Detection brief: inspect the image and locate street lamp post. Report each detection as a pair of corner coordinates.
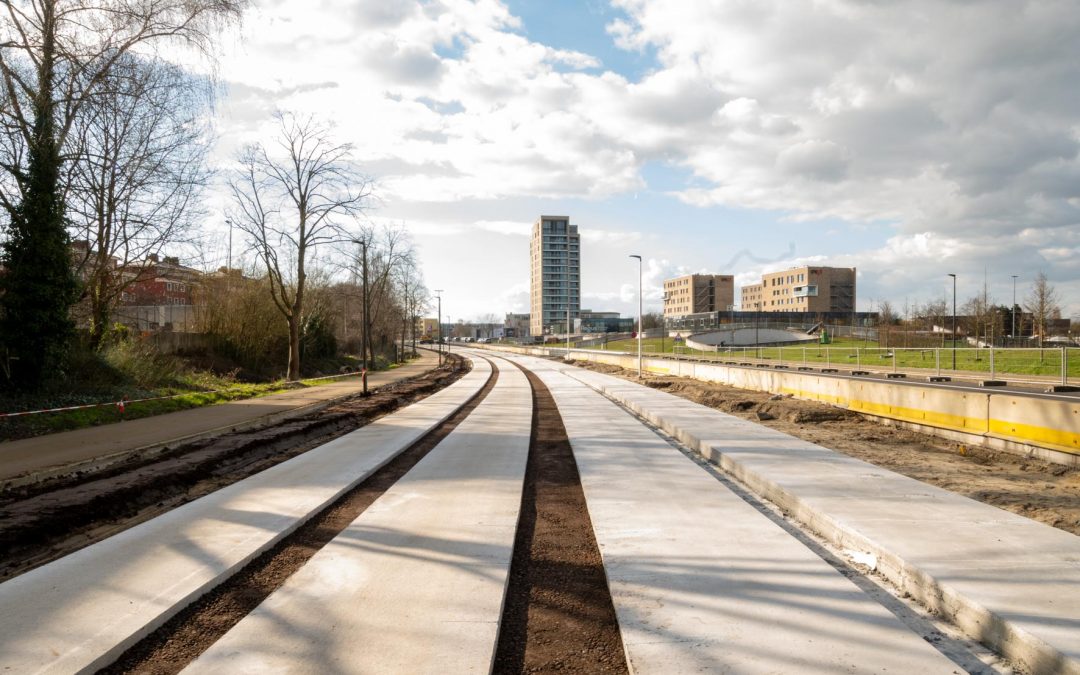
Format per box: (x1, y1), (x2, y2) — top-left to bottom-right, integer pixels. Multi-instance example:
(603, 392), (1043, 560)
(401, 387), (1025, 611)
(225, 218), (233, 271)
(434, 289), (443, 366)
(353, 239), (370, 395)
(566, 281), (571, 358)
(630, 254), (643, 378)
(1011, 274), (1018, 340)
(948, 273), (957, 371)
(755, 300), (761, 358)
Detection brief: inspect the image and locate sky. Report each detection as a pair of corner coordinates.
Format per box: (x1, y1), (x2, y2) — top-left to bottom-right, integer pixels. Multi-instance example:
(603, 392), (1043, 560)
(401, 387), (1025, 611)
(198, 0), (1080, 324)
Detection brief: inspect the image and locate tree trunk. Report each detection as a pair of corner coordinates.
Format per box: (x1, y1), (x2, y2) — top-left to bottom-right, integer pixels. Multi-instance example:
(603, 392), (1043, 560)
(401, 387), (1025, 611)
(88, 281), (112, 351)
(0, 5), (78, 389)
(287, 315), (301, 380)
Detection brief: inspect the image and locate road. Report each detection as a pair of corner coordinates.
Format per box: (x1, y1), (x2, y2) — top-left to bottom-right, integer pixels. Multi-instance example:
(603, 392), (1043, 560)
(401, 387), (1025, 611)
(0, 347), (1076, 674)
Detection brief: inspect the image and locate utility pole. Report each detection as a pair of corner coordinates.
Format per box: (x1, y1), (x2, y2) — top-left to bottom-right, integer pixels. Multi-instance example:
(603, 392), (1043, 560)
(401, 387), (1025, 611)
(434, 290), (443, 366)
(353, 239), (370, 395)
(566, 279), (571, 358)
(1011, 274), (1018, 340)
(630, 254), (643, 378)
(948, 273), (957, 371)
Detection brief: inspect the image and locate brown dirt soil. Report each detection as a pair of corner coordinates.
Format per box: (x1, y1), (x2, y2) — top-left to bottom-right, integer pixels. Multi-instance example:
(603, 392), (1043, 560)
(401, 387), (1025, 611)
(0, 355), (470, 581)
(101, 358), (498, 674)
(576, 361), (1080, 536)
(493, 365), (628, 674)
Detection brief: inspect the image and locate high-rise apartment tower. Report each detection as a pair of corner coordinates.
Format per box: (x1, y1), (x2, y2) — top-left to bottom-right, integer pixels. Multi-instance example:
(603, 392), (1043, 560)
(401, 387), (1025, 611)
(530, 216), (580, 336)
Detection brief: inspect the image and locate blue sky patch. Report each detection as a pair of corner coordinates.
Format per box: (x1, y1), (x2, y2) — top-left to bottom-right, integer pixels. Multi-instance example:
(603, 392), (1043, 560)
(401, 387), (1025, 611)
(505, 0), (659, 81)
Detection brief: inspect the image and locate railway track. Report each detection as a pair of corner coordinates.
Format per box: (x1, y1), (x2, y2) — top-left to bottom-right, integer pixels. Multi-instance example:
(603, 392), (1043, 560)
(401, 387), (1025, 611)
(5, 349), (1071, 673)
(0, 354), (469, 582)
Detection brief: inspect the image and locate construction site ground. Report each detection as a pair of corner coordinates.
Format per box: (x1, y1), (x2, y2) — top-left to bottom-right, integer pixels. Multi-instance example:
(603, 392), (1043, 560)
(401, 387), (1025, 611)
(574, 360), (1080, 537)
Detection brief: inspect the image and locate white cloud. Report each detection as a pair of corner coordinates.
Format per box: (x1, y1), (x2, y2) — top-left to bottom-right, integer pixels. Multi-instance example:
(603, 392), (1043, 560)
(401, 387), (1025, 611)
(206, 0), (1080, 319)
(473, 220), (531, 236)
(609, 0), (1080, 238)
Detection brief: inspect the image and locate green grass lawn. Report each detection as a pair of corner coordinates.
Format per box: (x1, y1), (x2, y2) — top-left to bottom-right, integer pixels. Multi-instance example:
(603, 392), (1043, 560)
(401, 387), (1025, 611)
(580, 336), (1079, 378)
(0, 353), (422, 442)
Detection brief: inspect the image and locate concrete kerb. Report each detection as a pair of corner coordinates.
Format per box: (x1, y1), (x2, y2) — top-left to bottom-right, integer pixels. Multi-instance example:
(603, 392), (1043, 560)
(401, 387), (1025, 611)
(185, 352), (530, 674)
(571, 373), (1079, 675)
(575, 348), (1080, 466)
(0, 355), (490, 675)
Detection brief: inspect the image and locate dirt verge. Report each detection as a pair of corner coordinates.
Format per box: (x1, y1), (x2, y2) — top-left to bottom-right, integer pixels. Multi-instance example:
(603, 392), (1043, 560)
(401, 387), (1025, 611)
(493, 365), (628, 674)
(0, 355), (469, 581)
(100, 357), (498, 674)
(576, 361), (1080, 536)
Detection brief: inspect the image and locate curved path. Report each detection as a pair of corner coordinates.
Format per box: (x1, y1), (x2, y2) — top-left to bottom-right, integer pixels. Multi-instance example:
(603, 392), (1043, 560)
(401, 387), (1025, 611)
(0, 351), (439, 483)
(2, 348), (1076, 673)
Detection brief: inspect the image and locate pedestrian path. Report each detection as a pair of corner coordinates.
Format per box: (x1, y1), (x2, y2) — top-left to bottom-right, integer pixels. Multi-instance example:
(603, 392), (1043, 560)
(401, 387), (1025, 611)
(503, 354), (961, 674)
(187, 354), (532, 673)
(558, 360), (1080, 675)
(0, 351), (440, 483)
(0, 355), (488, 675)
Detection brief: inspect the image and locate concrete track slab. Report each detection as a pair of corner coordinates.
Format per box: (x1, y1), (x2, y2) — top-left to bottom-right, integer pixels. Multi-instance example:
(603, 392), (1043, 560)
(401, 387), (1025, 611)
(558, 362), (1080, 675)
(0, 351), (440, 483)
(0, 357), (489, 675)
(502, 355), (959, 674)
(186, 353), (532, 674)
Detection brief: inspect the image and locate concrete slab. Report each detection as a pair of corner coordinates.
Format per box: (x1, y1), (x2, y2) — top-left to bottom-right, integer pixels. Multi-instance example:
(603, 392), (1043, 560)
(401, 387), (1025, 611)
(502, 355), (960, 675)
(0, 357), (491, 675)
(558, 363), (1080, 675)
(185, 354), (532, 674)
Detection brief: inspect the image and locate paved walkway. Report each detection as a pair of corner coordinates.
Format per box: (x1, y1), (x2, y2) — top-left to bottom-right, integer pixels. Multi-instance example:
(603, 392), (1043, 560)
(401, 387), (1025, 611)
(554, 358), (1080, 675)
(187, 354), (532, 673)
(0, 355), (487, 675)
(502, 354), (961, 674)
(0, 351), (440, 483)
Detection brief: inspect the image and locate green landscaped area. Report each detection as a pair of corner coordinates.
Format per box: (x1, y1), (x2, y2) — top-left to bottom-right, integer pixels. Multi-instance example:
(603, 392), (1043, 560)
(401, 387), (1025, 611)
(0, 352), (418, 442)
(580, 337), (1080, 379)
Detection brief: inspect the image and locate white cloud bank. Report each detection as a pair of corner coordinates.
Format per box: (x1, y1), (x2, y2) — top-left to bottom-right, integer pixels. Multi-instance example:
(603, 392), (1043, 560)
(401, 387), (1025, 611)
(210, 0), (1080, 318)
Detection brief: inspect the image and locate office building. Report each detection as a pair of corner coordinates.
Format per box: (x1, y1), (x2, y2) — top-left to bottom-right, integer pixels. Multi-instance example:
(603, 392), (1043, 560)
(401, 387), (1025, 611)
(740, 283), (764, 311)
(530, 215), (580, 336)
(663, 274), (735, 318)
(742, 266), (856, 313)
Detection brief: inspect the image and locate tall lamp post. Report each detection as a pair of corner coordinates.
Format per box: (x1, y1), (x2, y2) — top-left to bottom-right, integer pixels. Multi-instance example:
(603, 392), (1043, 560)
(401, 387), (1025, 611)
(948, 273), (957, 370)
(1011, 274), (1018, 340)
(630, 254), (643, 378)
(566, 279), (571, 358)
(225, 218), (233, 271)
(434, 289), (443, 366)
(352, 239), (370, 395)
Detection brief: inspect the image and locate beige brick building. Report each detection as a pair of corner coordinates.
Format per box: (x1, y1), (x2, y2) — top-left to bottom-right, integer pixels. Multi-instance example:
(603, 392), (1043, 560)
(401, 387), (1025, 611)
(530, 216), (580, 336)
(740, 282), (764, 311)
(742, 266), (856, 313)
(663, 274), (734, 317)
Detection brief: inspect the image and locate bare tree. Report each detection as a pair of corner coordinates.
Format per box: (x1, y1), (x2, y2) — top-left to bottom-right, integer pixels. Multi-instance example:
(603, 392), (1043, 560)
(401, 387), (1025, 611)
(877, 300), (895, 348)
(68, 54), (211, 348)
(355, 223), (416, 366)
(394, 258), (426, 360)
(962, 289), (995, 348)
(0, 0), (243, 388)
(1024, 271), (1061, 347)
(229, 112), (372, 380)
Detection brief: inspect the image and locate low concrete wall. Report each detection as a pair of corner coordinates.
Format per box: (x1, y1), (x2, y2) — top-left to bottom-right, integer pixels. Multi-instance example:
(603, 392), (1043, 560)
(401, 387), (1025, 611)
(687, 328), (816, 349)
(475, 344), (1080, 465)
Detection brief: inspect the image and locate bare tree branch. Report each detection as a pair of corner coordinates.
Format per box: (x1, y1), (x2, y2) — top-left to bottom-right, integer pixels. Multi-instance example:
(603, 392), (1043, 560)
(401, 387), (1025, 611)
(228, 111), (373, 379)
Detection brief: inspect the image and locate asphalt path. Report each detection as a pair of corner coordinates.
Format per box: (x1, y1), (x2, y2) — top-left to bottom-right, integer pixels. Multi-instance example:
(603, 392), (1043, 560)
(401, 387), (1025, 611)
(0, 351), (440, 482)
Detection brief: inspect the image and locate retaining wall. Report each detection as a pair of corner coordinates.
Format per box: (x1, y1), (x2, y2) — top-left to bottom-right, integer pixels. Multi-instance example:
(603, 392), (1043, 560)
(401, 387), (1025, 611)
(477, 345), (1080, 465)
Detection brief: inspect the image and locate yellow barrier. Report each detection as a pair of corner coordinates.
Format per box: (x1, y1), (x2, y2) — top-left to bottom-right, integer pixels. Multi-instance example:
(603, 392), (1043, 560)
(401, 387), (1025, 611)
(556, 349), (1079, 464)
